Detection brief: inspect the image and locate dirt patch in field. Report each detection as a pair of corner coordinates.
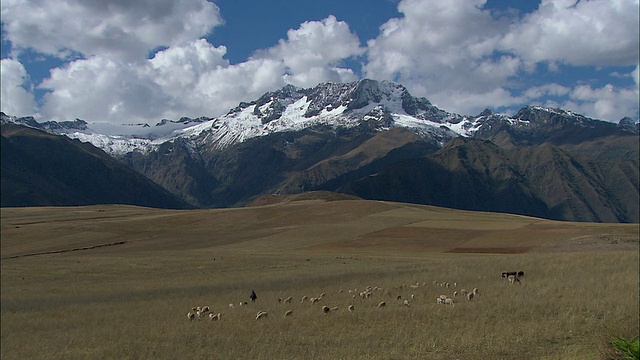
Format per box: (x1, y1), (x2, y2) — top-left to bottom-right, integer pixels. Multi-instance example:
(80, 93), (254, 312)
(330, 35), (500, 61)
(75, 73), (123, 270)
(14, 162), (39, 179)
(446, 247), (531, 254)
(307, 227), (474, 251)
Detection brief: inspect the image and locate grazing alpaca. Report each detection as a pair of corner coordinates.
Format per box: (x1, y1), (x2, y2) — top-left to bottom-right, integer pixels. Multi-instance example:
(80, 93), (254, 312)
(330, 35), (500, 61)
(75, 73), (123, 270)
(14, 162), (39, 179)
(256, 311), (268, 320)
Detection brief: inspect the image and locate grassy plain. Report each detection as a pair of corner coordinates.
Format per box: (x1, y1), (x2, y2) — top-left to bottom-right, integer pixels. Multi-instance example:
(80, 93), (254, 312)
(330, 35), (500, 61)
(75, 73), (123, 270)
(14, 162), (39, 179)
(1, 199), (638, 359)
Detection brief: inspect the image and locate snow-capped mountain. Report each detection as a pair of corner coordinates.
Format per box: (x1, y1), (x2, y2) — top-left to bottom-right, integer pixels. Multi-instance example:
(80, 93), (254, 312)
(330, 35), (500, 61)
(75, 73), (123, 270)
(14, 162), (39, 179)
(2, 79), (636, 156)
(1, 112), (211, 154)
(2, 79), (638, 222)
(0, 80), (495, 154)
(177, 79), (471, 152)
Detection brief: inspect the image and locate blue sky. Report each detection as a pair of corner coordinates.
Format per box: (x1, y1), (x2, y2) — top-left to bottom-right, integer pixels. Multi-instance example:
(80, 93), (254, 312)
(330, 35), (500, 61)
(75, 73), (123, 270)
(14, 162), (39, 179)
(1, 0), (638, 125)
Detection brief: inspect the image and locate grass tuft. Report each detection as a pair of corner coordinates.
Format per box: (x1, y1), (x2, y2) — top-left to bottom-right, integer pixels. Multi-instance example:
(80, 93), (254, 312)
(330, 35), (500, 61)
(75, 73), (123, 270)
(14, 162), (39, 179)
(605, 336), (640, 360)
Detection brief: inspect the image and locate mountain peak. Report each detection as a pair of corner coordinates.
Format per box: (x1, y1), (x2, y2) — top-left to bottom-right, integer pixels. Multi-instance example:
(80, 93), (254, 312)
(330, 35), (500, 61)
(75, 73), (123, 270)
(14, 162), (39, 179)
(514, 105), (590, 126)
(618, 116), (638, 132)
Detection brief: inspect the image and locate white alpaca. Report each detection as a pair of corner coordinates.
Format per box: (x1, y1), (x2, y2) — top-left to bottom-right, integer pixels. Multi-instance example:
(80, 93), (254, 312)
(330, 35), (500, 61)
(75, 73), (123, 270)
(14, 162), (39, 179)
(256, 311), (268, 320)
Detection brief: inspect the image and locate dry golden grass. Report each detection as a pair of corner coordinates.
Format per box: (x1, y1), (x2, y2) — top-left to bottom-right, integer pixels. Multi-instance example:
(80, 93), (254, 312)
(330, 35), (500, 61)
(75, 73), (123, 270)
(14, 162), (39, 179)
(1, 200), (638, 359)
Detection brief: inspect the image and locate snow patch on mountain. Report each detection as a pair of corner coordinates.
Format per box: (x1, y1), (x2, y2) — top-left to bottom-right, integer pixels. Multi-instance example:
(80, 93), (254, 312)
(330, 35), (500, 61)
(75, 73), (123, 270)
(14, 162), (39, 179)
(70, 132), (155, 154)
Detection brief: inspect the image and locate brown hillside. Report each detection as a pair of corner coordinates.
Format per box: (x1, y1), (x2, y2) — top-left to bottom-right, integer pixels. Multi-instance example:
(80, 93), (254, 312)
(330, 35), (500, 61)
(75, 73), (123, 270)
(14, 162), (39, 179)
(2, 200), (637, 259)
(246, 191), (361, 206)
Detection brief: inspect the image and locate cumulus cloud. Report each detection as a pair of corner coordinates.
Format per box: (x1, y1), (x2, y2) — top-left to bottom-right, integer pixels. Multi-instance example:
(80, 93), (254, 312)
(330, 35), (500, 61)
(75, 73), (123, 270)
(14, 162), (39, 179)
(500, 0), (639, 66)
(147, 39), (232, 117)
(39, 56), (171, 123)
(562, 83), (640, 122)
(1, 0), (637, 124)
(263, 15), (364, 87)
(522, 83), (572, 100)
(195, 58), (287, 112)
(1, 0), (222, 61)
(36, 42), (282, 123)
(0, 58), (37, 117)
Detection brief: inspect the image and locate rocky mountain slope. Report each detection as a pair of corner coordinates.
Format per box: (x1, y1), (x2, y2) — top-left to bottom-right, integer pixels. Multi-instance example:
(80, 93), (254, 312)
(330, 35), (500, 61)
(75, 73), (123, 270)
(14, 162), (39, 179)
(1, 124), (190, 208)
(338, 137), (638, 223)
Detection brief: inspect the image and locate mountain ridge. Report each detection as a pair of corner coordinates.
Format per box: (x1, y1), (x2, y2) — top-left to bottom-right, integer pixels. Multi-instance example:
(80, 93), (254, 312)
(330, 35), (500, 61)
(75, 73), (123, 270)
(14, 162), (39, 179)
(1, 124), (191, 209)
(2, 79), (637, 156)
(1, 79), (638, 222)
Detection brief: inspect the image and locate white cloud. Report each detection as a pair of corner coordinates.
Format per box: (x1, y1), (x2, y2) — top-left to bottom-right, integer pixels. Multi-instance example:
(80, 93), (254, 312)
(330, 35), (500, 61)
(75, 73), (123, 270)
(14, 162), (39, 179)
(265, 15), (364, 88)
(2, 0), (637, 124)
(35, 42), (277, 123)
(0, 58), (37, 117)
(193, 57), (287, 117)
(1, 0), (222, 61)
(150, 39), (230, 94)
(522, 83), (572, 101)
(561, 83), (639, 122)
(556, 65), (640, 122)
(427, 87), (524, 116)
(500, 0), (640, 66)
(38, 57), (171, 123)
(284, 67), (359, 89)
